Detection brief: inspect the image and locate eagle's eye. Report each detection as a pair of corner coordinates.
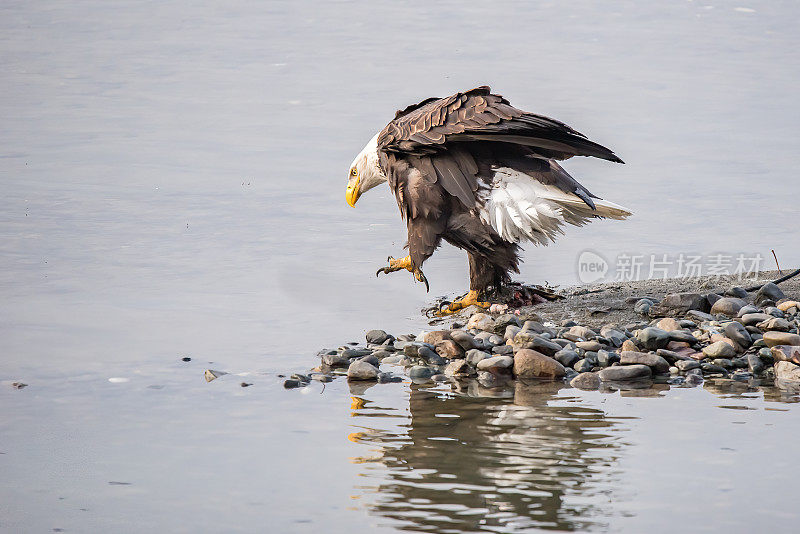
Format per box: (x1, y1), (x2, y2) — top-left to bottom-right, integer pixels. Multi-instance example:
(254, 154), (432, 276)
(351, 168), (358, 177)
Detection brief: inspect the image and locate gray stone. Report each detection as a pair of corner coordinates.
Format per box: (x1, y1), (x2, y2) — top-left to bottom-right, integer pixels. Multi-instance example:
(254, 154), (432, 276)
(684, 372), (704, 386)
(342, 348), (371, 358)
(597, 350), (619, 367)
(634, 299), (652, 316)
(466, 349), (491, 366)
(737, 305), (760, 317)
(450, 330), (479, 350)
(322, 352), (351, 367)
(702, 341), (736, 358)
(712, 358), (734, 369)
(652, 293), (708, 316)
(740, 313), (772, 326)
(435, 340), (464, 359)
(755, 282), (786, 306)
(747, 353), (765, 374)
(774, 361), (800, 381)
(358, 354), (380, 367)
(476, 355), (514, 371)
(554, 349), (580, 368)
(567, 325), (597, 340)
(757, 317), (792, 332)
(723, 321), (752, 349)
(467, 313), (495, 332)
(408, 365), (435, 379)
(676, 360), (700, 371)
(513, 332), (562, 356)
(418, 346), (446, 365)
(770, 345), (800, 363)
(570, 372), (601, 390)
(701, 363), (728, 375)
(366, 329), (389, 345)
(725, 287), (749, 298)
(371, 350), (392, 359)
(668, 330), (698, 344)
(765, 306), (785, 318)
(619, 351), (670, 373)
(504, 325), (521, 341)
(347, 360), (380, 381)
(598, 364), (652, 381)
(575, 340), (604, 352)
(687, 310), (715, 322)
(573, 358), (594, 373)
(492, 344), (514, 355)
(636, 327), (671, 350)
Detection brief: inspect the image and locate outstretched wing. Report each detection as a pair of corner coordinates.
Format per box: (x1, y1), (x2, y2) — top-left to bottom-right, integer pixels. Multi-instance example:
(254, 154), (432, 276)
(377, 86), (623, 209)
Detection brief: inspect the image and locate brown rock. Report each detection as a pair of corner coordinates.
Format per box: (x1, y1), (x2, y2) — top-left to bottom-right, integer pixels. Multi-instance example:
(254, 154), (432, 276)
(666, 340), (691, 351)
(421, 330), (452, 346)
(513, 349), (566, 379)
(435, 339), (464, 359)
(655, 318), (681, 332)
(710, 297), (747, 317)
(763, 332), (800, 348)
(570, 372), (601, 390)
(467, 312), (495, 332)
(777, 300), (799, 312)
(619, 351), (671, 373)
(774, 361), (800, 381)
(621, 339), (640, 352)
(770, 345), (800, 364)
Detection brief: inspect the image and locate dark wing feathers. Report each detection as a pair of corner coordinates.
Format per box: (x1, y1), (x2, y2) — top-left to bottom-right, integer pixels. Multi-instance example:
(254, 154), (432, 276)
(379, 86), (622, 212)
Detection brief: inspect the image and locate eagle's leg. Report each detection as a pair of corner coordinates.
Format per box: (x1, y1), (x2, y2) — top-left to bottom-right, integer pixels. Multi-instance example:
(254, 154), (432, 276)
(436, 252), (507, 315)
(376, 255), (429, 291)
(437, 290), (490, 315)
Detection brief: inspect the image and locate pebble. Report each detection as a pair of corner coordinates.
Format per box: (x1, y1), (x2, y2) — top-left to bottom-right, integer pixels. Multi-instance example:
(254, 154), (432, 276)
(597, 350), (619, 367)
(620, 351), (670, 374)
(418, 346), (446, 365)
(366, 329), (389, 345)
(747, 353), (765, 374)
(574, 358), (594, 373)
(283, 379), (305, 389)
(598, 364), (652, 381)
(450, 330), (479, 350)
(684, 372), (704, 386)
(702, 340), (737, 358)
(755, 282), (785, 306)
(555, 349), (580, 368)
(408, 365), (435, 380)
(740, 313), (772, 326)
(476, 355), (514, 372)
(774, 361), (800, 381)
(575, 340), (604, 352)
(347, 360), (380, 381)
(513, 349), (566, 379)
(634, 299), (652, 316)
(322, 352), (351, 367)
(777, 300), (800, 312)
(444, 359), (470, 377)
(757, 317), (791, 332)
(762, 332), (800, 348)
(467, 313), (495, 331)
(709, 297), (747, 317)
(676, 360), (700, 371)
(466, 349), (491, 366)
(492, 344), (514, 355)
(723, 321), (752, 349)
(636, 327), (671, 350)
(570, 372), (601, 390)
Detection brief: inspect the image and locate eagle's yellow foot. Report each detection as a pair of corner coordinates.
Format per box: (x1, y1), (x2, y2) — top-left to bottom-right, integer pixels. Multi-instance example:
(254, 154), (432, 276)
(437, 290), (490, 316)
(376, 255), (429, 292)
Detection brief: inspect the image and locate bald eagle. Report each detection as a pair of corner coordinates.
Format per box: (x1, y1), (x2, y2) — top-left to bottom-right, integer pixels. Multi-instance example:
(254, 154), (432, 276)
(346, 86), (630, 313)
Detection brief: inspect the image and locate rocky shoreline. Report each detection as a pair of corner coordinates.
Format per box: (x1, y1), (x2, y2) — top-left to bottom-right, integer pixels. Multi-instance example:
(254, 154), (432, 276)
(284, 271), (800, 396)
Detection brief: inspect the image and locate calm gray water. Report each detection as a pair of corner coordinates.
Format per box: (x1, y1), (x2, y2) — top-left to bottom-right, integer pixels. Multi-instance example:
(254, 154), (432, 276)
(1, 1), (799, 532)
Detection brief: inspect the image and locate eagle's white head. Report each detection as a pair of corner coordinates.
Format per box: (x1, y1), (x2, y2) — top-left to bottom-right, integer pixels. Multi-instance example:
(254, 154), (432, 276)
(346, 133), (387, 207)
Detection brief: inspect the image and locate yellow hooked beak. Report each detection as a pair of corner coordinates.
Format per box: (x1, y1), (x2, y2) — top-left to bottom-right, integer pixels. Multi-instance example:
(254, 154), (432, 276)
(346, 175), (361, 207)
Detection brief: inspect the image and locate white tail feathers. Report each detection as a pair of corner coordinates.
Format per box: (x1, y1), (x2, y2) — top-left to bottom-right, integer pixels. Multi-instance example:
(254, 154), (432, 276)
(477, 167), (632, 245)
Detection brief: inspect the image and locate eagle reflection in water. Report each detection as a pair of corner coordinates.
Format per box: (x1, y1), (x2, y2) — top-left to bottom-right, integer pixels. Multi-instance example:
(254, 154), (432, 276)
(346, 380), (629, 532)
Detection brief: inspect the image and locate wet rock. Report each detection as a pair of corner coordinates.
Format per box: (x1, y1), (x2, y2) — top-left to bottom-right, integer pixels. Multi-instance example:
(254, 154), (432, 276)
(712, 358), (734, 369)
(418, 346), (446, 365)
(724, 321), (752, 349)
(598, 364), (652, 381)
(283, 379), (304, 389)
(652, 293), (707, 316)
(381, 355), (405, 365)
(476, 355), (514, 372)
(636, 327), (671, 350)
(762, 332), (800, 348)
(347, 360), (380, 381)
(740, 313), (772, 326)
(435, 339), (464, 359)
(513, 331), (562, 356)
(450, 330), (479, 351)
(444, 359), (470, 377)
(467, 313), (495, 332)
(11, 382), (27, 389)
(702, 341), (737, 358)
(408, 365), (435, 380)
(676, 360), (700, 372)
(181, 357), (191, 362)
(321, 351), (350, 367)
(701, 363), (728, 375)
(684, 371), (704, 386)
(342, 348), (372, 358)
(366, 329), (389, 345)
(554, 349), (580, 368)
(755, 282), (785, 306)
(513, 349), (566, 379)
(378, 372), (403, 383)
(710, 297), (747, 317)
(597, 350), (619, 367)
(570, 372), (601, 390)
(358, 354), (380, 367)
(747, 353), (765, 374)
(574, 358), (594, 373)
(620, 351), (670, 374)
(774, 361), (800, 381)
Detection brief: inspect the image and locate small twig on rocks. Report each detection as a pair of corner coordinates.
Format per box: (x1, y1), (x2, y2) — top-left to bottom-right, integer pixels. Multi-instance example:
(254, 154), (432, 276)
(772, 249), (782, 275)
(745, 267), (800, 292)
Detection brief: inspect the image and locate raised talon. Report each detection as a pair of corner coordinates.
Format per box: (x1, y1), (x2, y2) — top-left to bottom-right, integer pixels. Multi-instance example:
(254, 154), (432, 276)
(413, 268), (429, 292)
(435, 290), (491, 316)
